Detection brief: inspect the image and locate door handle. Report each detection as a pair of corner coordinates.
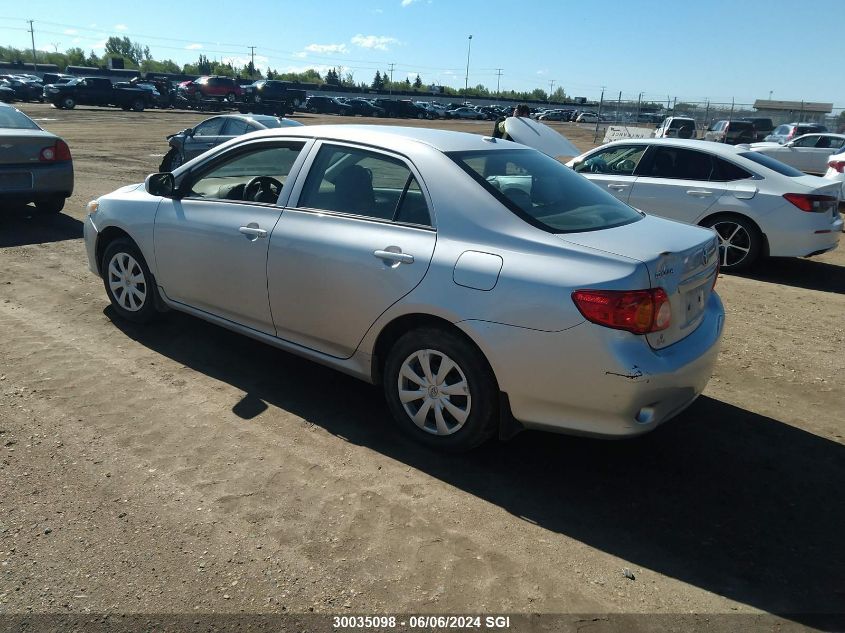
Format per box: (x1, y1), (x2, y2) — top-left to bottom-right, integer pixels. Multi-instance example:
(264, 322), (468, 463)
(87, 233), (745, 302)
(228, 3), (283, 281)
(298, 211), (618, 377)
(686, 189), (713, 197)
(239, 224), (267, 239)
(607, 184), (628, 190)
(374, 249), (414, 264)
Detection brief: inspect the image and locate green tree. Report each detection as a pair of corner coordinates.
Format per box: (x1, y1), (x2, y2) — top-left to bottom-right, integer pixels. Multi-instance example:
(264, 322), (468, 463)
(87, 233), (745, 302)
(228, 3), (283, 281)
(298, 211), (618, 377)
(413, 74), (422, 90)
(371, 70), (383, 90)
(104, 36), (145, 66)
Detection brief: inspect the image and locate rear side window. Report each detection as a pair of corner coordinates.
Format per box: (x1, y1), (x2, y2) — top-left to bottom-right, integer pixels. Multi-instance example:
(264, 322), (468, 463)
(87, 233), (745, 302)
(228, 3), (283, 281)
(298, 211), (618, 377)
(298, 144), (432, 226)
(222, 118), (251, 136)
(641, 147), (713, 180)
(711, 157), (752, 182)
(449, 148), (642, 234)
(739, 152), (805, 177)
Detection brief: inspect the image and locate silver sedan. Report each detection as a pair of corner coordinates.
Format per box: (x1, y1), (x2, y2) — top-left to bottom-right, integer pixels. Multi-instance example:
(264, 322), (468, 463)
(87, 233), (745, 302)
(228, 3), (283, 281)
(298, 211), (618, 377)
(84, 125), (724, 451)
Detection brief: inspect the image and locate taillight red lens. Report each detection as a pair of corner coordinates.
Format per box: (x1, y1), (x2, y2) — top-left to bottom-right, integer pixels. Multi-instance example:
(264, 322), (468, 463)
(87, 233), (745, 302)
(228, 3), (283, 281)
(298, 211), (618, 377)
(783, 193), (838, 213)
(572, 288), (671, 335)
(39, 139), (71, 162)
(828, 160), (845, 174)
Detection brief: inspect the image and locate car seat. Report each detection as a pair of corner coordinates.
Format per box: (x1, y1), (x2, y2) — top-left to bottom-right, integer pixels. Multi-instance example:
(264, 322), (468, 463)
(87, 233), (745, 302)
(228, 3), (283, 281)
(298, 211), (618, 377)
(334, 165), (375, 214)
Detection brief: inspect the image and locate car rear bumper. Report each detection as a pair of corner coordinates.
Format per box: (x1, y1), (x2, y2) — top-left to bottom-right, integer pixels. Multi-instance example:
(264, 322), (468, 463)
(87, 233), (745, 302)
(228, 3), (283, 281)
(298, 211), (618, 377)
(762, 204), (843, 256)
(0, 161), (73, 200)
(459, 292), (724, 438)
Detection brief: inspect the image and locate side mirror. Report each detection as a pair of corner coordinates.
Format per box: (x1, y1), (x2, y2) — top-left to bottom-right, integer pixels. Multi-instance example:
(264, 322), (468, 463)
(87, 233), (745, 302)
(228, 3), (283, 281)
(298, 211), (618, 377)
(145, 172), (175, 197)
(184, 127), (194, 137)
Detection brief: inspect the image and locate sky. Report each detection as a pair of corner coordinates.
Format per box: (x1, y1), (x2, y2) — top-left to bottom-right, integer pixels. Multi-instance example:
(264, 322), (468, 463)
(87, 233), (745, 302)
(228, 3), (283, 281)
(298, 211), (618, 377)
(1, 0), (843, 108)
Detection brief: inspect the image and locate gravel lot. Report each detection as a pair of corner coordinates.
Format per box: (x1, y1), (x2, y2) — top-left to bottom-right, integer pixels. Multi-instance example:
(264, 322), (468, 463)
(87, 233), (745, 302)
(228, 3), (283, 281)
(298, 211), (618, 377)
(0, 103), (843, 629)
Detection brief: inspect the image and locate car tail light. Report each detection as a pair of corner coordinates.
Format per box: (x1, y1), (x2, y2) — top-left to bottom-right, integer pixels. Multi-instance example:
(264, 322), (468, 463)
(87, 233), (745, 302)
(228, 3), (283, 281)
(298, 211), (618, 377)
(572, 288), (671, 335)
(828, 160), (845, 173)
(39, 139), (71, 162)
(783, 193), (838, 213)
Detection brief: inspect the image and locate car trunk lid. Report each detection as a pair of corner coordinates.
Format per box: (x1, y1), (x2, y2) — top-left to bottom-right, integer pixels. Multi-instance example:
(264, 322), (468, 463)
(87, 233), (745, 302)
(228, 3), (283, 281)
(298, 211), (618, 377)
(559, 215), (719, 349)
(0, 130), (58, 166)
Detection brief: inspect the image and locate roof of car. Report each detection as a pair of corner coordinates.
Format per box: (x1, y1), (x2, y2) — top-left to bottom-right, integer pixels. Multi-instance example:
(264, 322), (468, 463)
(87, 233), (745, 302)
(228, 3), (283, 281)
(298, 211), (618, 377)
(244, 124), (523, 153)
(599, 137), (747, 156)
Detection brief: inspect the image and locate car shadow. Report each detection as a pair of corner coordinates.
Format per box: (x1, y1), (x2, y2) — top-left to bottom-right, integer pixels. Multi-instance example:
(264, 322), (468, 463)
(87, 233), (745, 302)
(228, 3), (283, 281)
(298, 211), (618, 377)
(736, 256), (845, 295)
(0, 204), (82, 248)
(107, 308), (845, 626)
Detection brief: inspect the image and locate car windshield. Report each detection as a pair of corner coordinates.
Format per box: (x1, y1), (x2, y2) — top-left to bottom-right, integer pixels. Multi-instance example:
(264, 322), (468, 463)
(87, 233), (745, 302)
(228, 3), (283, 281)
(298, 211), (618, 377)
(739, 152), (805, 177)
(0, 107), (41, 130)
(449, 149), (643, 234)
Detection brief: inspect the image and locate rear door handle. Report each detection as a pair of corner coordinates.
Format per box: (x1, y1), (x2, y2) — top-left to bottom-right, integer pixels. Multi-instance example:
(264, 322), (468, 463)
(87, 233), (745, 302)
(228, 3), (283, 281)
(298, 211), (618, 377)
(607, 184), (628, 190)
(374, 249), (414, 264)
(239, 223), (268, 239)
(686, 189), (713, 197)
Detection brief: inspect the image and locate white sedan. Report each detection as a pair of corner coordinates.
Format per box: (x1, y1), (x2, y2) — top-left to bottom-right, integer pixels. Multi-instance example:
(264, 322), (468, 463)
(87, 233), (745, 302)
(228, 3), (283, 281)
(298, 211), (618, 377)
(747, 133), (845, 176)
(823, 149), (845, 199)
(566, 139), (842, 270)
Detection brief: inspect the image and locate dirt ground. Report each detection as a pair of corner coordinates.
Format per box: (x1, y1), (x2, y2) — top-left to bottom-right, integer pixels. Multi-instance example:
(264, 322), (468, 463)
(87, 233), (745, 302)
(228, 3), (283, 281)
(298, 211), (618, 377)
(0, 104), (843, 629)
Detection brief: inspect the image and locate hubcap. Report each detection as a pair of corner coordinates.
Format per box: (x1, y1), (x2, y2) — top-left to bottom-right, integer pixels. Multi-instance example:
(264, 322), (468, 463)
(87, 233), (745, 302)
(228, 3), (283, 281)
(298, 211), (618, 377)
(108, 252), (147, 312)
(398, 349), (471, 436)
(712, 221), (751, 268)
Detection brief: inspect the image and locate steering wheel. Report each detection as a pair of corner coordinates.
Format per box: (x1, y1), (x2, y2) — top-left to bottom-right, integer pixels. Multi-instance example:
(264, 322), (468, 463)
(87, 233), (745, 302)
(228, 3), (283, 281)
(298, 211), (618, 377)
(243, 176), (283, 203)
(589, 161), (606, 173)
(616, 159), (636, 173)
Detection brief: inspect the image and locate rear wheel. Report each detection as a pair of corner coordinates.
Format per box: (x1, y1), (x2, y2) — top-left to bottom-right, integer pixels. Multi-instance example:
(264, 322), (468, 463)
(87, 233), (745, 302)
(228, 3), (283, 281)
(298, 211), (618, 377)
(130, 98), (145, 112)
(703, 214), (762, 271)
(61, 96), (75, 110)
(225, 92), (236, 103)
(101, 238), (160, 324)
(384, 327), (498, 452)
(35, 195), (65, 214)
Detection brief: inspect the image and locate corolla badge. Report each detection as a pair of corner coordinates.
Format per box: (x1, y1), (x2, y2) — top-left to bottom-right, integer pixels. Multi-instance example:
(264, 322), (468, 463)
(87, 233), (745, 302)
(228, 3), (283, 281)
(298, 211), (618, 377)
(654, 265), (674, 279)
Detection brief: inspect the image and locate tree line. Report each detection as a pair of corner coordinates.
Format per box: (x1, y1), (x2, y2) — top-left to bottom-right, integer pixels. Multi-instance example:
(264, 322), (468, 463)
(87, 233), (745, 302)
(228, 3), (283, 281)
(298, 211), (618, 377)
(1, 36), (571, 102)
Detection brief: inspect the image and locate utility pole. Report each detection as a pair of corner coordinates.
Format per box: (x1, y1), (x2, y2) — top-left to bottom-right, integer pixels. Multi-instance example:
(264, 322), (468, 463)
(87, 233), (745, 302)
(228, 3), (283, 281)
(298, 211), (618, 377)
(548, 80), (556, 102)
(594, 86), (605, 143)
(636, 92), (642, 122)
(495, 68), (503, 101)
(27, 20), (37, 72)
(388, 62), (395, 95)
(464, 35), (472, 93)
(248, 46), (256, 78)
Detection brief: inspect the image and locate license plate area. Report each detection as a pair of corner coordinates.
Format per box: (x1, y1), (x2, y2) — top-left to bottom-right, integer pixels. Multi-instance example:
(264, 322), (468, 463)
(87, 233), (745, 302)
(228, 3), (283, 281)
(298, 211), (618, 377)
(682, 282), (709, 328)
(0, 172), (33, 191)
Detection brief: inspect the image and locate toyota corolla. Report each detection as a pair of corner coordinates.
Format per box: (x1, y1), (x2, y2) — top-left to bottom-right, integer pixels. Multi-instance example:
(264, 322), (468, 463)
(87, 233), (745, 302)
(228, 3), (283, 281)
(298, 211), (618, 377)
(84, 125), (724, 451)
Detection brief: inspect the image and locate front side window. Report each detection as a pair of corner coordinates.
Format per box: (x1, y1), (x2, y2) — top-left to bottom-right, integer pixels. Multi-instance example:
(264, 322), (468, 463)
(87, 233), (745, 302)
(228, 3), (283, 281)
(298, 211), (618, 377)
(184, 143), (305, 203)
(449, 148), (642, 234)
(573, 145), (647, 176)
(194, 117), (226, 137)
(298, 145), (431, 226)
(792, 135), (819, 147)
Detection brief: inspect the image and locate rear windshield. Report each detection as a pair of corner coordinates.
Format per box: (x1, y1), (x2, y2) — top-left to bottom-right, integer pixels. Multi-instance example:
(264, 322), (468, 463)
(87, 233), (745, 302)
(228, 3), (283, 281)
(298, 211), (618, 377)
(739, 152), (805, 177)
(0, 107), (40, 130)
(669, 119), (695, 128)
(728, 121), (754, 129)
(448, 149), (642, 234)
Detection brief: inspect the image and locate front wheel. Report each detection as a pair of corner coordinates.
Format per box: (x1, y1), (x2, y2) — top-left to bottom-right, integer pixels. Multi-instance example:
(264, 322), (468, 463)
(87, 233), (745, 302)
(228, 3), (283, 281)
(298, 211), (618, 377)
(131, 98), (145, 112)
(61, 96), (75, 109)
(702, 215), (762, 272)
(225, 92), (236, 103)
(101, 239), (160, 324)
(383, 328), (498, 452)
(159, 147), (183, 172)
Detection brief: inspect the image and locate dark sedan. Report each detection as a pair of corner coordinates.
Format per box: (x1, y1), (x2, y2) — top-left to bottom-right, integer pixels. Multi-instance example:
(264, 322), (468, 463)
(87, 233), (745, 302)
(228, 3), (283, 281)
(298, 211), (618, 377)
(0, 76), (43, 101)
(344, 98), (386, 117)
(159, 114), (303, 171)
(0, 82), (15, 103)
(0, 102), (73, 213)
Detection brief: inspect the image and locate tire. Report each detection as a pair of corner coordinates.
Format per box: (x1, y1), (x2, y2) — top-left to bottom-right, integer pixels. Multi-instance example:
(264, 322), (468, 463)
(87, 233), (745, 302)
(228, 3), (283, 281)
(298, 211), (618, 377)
(225, 92), (236, 103)
(383, 327), (498, 452)
(702, 214), (762, 272)
(159, 147), (183, 172)
(101, 238), (160, 324)
(131, 98), (145, 112)
(121, 105), (130, 111)
(61, 96), (75, 110)
(34, 195), (65, 214)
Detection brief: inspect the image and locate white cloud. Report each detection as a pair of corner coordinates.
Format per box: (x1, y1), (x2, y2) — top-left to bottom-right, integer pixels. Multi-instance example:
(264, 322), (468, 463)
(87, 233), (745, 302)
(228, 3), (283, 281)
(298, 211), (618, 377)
(222, 54), (269, 68)
(401, 0), (419, 6)
(114, 24), (128, 32)
(282, 64), (333, 76)
(304, 43), (348, 54)
(64, 29), (78, 35)
(72, 38), (81, 44)
(351, 34), (399, 51)
(536, 69), (547, 75)
(185, 43), (203, 50)
(371, 8), (384, 13)
(293, 51), (307, 59)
